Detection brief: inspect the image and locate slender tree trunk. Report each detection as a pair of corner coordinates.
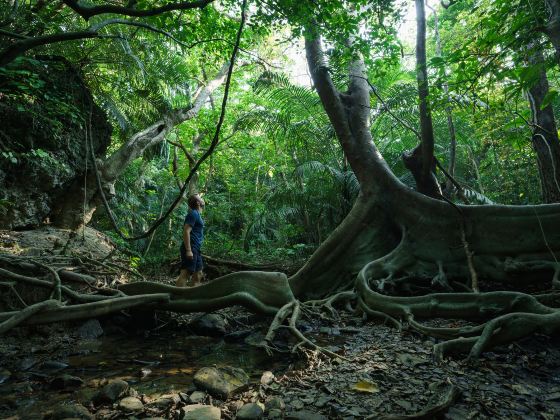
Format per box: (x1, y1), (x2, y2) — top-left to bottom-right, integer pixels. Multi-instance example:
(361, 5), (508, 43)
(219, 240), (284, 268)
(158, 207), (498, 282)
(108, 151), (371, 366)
(403, 0), (442, 198)
(527, 43), (560, 203)
(428, 3), (458, 196)
(545, 0), (560, 65)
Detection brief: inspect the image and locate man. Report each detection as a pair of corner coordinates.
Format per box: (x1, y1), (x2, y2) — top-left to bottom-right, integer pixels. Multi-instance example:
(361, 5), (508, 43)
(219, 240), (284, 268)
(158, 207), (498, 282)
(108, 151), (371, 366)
(176, 194), (205, 287)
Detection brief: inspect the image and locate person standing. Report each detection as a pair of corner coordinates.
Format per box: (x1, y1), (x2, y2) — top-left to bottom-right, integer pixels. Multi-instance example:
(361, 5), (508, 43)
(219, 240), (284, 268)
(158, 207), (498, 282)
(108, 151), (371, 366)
(176, 194), (205, 287)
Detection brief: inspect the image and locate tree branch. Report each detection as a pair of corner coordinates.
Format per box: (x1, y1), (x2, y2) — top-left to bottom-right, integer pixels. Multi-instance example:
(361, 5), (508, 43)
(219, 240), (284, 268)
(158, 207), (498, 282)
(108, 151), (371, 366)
(62, 0), (213, 21)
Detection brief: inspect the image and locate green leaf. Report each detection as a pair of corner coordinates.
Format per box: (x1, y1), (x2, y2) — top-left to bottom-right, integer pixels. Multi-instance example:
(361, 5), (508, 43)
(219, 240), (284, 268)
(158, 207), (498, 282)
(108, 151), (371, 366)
(541, 90), (558, 110)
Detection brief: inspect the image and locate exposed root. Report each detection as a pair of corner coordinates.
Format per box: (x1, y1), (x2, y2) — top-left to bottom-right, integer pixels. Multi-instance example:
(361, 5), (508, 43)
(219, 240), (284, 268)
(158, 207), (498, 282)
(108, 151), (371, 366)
(0, 299), (60, 334)
(119, 271), (295, 314)
(356, 241), (560, 360)
(0, 294), (170, 326)
(263, 300), (350, 361)
(304, 290), (357, 320)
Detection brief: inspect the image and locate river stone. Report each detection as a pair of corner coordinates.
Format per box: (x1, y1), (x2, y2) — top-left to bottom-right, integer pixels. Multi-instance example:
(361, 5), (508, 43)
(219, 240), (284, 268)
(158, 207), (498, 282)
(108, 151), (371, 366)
(193, 366), (249, 399)
(148, 394), (180, 408)
(181, 404), (221, 420)
(189, 314), (228, 337)
(286, 411), (327, 420)
(93, 379), (129, 404)
(50, 374), (84, 390)
(118, 396), (144, 412)
(189, 390), (206, 403)
(236, 402), (263, 419)
(76, 319), (103, 339)
(265, 396), (285, 411)
(51, 403), (92, 420)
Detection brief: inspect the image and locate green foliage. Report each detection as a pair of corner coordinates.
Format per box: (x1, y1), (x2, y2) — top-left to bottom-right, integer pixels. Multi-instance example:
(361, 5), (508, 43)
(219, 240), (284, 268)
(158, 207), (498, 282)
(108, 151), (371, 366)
(4, 0), (559, 266)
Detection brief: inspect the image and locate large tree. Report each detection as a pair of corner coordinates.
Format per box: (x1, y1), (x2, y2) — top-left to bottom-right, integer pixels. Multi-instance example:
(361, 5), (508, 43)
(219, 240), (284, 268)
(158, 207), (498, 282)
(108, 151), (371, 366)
(2, 0), (560, 363)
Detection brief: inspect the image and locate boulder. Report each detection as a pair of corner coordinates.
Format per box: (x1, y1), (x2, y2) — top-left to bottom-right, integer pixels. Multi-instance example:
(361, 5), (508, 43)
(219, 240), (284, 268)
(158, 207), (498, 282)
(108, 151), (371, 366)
(236, 403), (263, 419)
(181, 404), (221, 420)
(148, 394), (180, 409)
(194, 366), (249, 399)
(51, 403), (92, 420)
(118, 396), (144, 412)
(189, 390), (206, 404)
(0, 57), (112, 230)
(93, 379), (129, 404)
(189, 314), (228, 336)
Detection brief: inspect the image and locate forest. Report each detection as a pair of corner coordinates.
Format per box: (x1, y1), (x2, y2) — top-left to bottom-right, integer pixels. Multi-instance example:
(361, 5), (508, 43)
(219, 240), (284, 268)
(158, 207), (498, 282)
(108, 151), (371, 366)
(1, 0), (560, 418)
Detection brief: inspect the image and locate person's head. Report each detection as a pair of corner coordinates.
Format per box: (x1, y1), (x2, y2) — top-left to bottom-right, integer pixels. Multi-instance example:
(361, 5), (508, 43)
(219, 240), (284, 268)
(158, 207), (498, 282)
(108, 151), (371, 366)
(188, 194), (205, 211)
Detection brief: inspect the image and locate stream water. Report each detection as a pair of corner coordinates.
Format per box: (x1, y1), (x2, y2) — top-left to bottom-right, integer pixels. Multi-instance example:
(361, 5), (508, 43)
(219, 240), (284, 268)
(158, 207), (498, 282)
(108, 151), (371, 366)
(0, 329), (292, 418)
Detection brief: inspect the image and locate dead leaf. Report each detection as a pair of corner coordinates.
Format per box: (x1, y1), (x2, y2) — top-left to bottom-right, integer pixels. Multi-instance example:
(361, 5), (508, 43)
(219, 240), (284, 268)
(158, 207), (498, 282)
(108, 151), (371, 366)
(351, 380), (380, 393)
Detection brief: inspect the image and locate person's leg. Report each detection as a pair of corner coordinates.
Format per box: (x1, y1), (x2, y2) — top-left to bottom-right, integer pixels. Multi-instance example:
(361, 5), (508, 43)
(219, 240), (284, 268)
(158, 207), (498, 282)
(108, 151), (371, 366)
(191, 270), (203, 286)
(175, 269), (191, 287)
(177, 244), (194, 287)
(190, 250), (204, 286)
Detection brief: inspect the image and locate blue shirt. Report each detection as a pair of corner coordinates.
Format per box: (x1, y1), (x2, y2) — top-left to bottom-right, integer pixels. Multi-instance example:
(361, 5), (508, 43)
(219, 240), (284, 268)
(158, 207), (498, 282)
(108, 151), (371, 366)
(184, 209), (204, 250)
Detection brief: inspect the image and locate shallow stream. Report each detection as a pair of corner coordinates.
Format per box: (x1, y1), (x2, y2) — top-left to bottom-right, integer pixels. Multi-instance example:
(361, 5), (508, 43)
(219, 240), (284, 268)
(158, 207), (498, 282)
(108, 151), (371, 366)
(0, 329), (290, 418)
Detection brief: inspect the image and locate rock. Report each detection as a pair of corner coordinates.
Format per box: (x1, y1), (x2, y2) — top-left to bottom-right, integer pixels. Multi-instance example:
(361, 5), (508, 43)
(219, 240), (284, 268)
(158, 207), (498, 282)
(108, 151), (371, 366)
(148, 394), (180, 408)
(181, 404), (221, 420)
(193, 366), (249, 399)
(51, 403), (92, 420)
(76, 319), (103, 339)
(265, 397), (285, 411)
(260, 371), (275, 386)
(189, 390), (206, 403)
(0, 58), (112, 230)
(40, 360), (69, 371)
(189, 314), (228, 337)
(236, 403), (263, 419)
(268, 409), (283, 419)
(50, 374), (84, 390)
(118, 396), (144, 412)
(286, 410), (327, 420)
(93, 379), (129, 404)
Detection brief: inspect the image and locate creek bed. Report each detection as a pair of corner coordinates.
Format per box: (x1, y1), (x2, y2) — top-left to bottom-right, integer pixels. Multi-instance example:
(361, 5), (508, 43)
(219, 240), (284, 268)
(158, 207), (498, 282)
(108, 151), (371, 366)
(0, 326), (291, 418)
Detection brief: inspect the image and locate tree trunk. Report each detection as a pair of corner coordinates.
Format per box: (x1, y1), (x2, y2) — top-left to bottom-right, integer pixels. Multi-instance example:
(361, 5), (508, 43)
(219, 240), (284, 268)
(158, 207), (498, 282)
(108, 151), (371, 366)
(403, 0), (441, 198)
(527, 44), (560, 203)
(289, 26), (560, 299)
(428, 3), (458, 197)
(545, 0), (560, 65)
(51, 63), (230, 229)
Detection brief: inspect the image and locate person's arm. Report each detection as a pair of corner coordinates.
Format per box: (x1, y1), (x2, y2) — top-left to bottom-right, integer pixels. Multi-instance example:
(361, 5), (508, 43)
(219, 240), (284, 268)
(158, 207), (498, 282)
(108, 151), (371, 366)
(183, 224), (193, 260)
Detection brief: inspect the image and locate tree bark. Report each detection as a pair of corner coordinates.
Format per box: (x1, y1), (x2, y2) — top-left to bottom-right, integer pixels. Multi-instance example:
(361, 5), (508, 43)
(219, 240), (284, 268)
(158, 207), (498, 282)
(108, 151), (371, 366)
(527, 44), (560, 203)
(545, 0), (560, 65)
(403, 0), (442, 199)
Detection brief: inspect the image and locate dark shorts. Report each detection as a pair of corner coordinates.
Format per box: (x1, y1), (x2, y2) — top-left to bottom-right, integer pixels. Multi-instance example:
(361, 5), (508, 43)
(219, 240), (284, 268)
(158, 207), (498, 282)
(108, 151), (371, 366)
(180, 244), (203, 273)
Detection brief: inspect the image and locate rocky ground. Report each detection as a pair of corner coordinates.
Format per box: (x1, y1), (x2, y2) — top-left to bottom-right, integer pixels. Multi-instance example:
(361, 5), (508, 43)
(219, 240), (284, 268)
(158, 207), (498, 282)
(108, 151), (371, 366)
(1, 302), (560, 420)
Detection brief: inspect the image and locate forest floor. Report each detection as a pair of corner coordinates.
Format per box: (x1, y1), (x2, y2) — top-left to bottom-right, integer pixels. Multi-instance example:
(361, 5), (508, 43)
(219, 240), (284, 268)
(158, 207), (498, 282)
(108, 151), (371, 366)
(1, 229), (560, 419)
(1, 293), (560, 419)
